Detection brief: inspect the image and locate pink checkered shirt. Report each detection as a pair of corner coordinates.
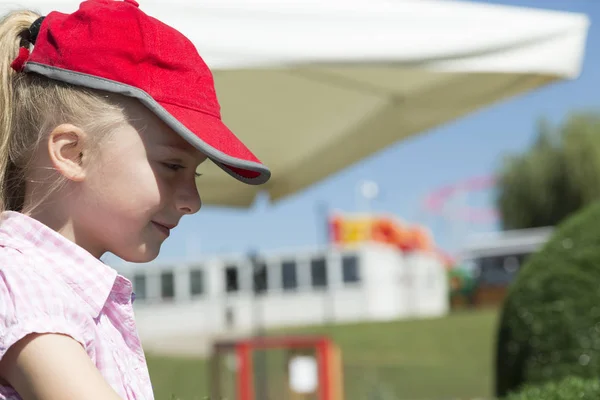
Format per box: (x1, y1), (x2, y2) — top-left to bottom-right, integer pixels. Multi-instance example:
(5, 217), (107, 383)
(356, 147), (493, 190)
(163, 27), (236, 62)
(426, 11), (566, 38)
(0, 211), (154, 399)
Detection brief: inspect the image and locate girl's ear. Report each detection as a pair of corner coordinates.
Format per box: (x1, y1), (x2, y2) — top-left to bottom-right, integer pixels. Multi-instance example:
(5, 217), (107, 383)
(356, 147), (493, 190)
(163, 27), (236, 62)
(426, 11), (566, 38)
(47, 124), (89, 182)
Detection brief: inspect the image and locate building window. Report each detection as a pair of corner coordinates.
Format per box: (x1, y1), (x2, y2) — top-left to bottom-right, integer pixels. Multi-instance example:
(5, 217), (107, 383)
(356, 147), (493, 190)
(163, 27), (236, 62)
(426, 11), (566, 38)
(517, 253), (530, 267)
(252, 260), (268, 295)
(504, 256), (520, 274)
(478, 255), (518, 286)
(281, 261), (298, 291)
(225, 266), (239, 293)
(133, 274), (146, 301)
(311, 257), (327, 289)
(190, 269), (204, 296)
(161, 271), (175, 299)
(342, 254), (360, 284)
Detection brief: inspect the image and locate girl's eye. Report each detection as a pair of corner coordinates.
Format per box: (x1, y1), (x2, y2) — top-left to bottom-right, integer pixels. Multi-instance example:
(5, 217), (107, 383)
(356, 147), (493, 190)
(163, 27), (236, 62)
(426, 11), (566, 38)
(163, 163), (202, 178)
(163, 163), (184, 171)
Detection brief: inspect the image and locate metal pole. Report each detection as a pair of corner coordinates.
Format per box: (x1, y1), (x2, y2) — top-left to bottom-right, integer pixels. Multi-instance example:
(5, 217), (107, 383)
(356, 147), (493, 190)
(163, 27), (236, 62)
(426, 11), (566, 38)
(358, 180), (379, 240)
(249, 250), (268, 399)
(315, 201), (331, 247)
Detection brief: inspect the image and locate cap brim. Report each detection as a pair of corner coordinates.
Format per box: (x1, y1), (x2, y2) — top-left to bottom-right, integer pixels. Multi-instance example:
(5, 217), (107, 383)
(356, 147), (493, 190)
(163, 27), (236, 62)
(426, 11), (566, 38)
(158, 102), (270, 185)
(24, 62), (271, 185)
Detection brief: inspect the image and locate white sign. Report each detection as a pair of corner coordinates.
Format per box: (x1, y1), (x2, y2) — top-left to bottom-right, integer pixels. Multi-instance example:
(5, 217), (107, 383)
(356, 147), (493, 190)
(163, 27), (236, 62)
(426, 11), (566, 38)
(288, 356), (318, 394)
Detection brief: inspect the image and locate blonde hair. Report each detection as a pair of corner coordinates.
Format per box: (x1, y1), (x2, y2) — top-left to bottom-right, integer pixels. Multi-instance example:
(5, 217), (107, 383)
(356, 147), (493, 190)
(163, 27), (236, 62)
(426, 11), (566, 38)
(0, 10), (127, 212)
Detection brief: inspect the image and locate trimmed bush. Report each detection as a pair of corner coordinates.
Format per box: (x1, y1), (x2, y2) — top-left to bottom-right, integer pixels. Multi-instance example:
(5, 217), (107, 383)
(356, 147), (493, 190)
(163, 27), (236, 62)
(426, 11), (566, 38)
(505, 376), (600, 400)
(495, 201), (600, 397)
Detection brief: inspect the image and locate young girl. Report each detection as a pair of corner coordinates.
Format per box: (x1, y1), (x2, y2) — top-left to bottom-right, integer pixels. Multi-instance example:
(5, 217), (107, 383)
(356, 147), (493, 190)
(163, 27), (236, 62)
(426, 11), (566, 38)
(0, 0), (270, 399)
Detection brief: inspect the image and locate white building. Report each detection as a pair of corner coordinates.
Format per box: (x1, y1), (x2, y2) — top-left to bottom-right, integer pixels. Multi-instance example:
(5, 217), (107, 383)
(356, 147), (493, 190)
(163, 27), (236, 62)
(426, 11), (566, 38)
(116, 243), (449, 355)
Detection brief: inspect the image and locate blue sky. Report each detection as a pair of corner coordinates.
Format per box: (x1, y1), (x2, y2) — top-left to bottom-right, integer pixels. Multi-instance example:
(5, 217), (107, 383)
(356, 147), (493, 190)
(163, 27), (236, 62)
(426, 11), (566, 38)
(108, 0), (600, 265)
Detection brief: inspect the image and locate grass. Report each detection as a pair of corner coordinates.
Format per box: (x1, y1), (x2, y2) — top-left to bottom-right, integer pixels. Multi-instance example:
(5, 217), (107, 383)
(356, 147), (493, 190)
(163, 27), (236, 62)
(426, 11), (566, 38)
(146, 355), (209, 400)
(146, 308), (499, 400)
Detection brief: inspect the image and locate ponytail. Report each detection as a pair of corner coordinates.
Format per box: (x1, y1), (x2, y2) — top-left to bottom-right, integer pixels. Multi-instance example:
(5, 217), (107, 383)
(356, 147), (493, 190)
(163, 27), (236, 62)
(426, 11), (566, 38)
(0, 10), (40, 211)
(0, 10), (127, 213)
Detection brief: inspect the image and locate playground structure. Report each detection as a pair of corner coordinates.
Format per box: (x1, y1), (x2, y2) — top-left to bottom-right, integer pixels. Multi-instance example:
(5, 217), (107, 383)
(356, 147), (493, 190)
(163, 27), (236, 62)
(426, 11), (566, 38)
(330, 176), (499, 268)
(328, 213), (434, 253)
(210, 335), (344, 400)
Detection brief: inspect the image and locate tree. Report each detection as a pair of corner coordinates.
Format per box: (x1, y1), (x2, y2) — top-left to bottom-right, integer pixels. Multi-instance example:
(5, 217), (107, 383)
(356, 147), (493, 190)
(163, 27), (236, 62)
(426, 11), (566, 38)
(496, 112), (600, 230)
(495, 200), (600, 397)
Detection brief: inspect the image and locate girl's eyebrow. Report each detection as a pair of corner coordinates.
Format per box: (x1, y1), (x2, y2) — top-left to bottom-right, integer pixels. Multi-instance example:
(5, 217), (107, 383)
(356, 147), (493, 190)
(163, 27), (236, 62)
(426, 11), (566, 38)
(157, 144), (208, 166)
(157, 143), (195, 156)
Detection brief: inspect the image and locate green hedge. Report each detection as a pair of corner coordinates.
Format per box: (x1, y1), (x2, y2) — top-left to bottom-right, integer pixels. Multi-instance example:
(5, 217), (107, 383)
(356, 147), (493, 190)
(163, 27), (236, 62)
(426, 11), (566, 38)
(505, 376), (600, 400)
(495, 201), (600, 397)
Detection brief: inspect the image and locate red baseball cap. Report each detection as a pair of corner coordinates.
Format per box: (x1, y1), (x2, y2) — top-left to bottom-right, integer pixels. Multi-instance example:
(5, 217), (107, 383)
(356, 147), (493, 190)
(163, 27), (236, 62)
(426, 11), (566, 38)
(12, 0), (270, 185)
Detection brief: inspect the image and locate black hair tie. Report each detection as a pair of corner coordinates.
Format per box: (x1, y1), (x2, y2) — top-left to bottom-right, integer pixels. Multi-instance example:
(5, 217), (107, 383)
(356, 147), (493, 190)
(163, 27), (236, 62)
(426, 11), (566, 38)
(12, 16), (44, 71)
(26, 16), (45, 45)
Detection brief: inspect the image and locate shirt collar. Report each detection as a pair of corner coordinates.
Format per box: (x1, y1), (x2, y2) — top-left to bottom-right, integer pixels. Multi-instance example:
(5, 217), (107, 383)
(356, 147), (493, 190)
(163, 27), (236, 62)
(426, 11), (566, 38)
(0, 211), (119, 317)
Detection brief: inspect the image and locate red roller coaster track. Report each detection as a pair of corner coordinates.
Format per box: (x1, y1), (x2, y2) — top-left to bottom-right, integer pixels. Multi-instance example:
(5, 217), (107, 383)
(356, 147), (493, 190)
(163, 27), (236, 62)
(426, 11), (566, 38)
(422, 176), (498, 223)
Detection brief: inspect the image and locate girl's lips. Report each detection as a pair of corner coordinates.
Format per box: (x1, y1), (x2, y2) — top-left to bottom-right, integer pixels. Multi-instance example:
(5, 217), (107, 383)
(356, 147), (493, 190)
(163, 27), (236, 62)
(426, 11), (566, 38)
(152, 221), (171, 237)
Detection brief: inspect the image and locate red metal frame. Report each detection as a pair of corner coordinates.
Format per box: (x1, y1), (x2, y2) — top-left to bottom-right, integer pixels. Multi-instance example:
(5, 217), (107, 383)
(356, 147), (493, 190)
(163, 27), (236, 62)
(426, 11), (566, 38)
(317, 339), (330, 400)
(237, 342), (254, 400)
(212, 335), (341, 400)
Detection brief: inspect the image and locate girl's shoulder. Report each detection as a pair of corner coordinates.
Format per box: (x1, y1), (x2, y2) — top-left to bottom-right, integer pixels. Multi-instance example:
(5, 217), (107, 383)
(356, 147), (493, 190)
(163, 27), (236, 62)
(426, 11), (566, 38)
(0, 245), (69, 310)
(0, 246), (96, 363)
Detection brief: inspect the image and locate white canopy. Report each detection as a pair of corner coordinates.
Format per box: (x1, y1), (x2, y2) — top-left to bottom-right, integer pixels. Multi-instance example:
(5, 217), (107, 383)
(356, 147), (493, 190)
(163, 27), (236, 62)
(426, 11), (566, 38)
(3, 0), (590, 206)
